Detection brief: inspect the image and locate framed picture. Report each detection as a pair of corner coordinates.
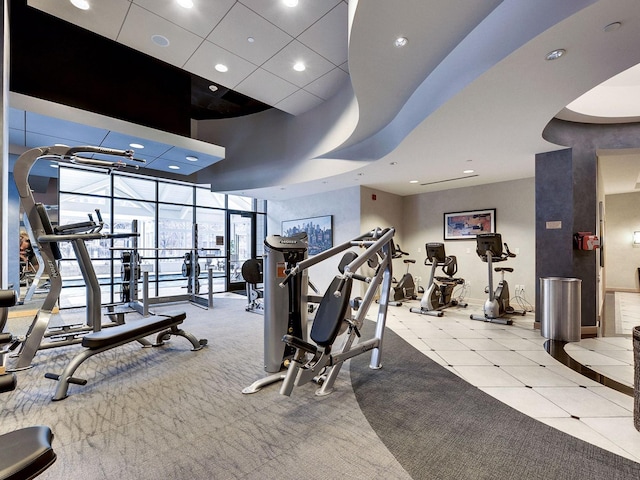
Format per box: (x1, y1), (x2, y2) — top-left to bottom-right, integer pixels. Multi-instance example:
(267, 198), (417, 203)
(444, 208), (496, 240)
(282, 215), (333, 255)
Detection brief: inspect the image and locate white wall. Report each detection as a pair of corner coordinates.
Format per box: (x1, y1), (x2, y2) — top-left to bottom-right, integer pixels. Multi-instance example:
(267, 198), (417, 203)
(401, 178), (536, 306)
(267, 186), (361, 292)
(603, 192), (640, 291)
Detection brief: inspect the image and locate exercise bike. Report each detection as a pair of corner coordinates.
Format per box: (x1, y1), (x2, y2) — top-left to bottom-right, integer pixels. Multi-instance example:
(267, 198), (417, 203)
(410, 242), (467, 317)
(390, 245), (420, 305)
(470, 233), (524, 325)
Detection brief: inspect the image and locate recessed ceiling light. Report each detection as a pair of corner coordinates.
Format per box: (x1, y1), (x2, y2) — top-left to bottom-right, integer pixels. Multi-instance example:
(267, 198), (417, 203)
(215, 63), (228, 73)
(283, 0), (298, 7)
(185, 155), (198, 162)
(151, 34), (170, 47)
(545, 48), (565, 61)
(70, 0), (90, 10)
(176, 0), (193, 8)
(409, 180), (419, 184)
(604, 21), (622, 32)
(293, 62), (306, 72)
(247, 37), (255, 43)
(129, 143), (144, 149)
(394, 37), (408, 48)
(390, 161), (398, 165)
(168, 165), (180, 170)
(208, 84), (218, 92)
(463, 169), (474, 174)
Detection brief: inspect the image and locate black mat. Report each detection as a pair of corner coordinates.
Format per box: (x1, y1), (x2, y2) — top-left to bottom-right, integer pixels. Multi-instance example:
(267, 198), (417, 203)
(350, 325), (640, 480)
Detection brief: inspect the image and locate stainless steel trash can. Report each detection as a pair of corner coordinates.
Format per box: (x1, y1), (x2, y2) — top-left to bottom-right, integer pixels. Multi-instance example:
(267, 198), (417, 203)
(539, 277), (581, 342)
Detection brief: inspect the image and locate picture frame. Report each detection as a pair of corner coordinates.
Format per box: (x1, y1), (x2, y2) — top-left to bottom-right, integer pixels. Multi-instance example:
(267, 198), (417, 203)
(282, 215), (333, 255)
(444, 208), (496, 240)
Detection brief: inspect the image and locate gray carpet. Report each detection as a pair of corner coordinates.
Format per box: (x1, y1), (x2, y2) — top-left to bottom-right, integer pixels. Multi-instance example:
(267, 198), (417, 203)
(2, 297), (411, 479)
(350, 324), (640, 480)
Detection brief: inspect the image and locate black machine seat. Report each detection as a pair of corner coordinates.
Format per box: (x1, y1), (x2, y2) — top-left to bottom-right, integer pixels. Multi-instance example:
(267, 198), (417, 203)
(241, 258), (263, 285)
(310, 276), (353, 348)
(81, 312), (186, 349)
(495, 267), (514, 273)
(0, 426), (56, 480)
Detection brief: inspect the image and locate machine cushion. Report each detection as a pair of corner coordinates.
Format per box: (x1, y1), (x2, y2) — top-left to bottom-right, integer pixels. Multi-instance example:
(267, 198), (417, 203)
(241, 259), (263, 285)
(310, 277), (352, 348)
(0, 426), (56, 480)
(81, 312), (186, 349)
(0, 374), (17, 394)
(0, 290), (16, 308)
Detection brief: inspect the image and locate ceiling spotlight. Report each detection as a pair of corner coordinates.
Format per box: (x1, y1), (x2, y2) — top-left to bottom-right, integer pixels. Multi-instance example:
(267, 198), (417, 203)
(394, 37), (408, 48)
(151, 34), (170, 47)
(129, 143), (144, 149)
(283, 0), (299, 7)
(247, 37), (255, 43)
(208, 84), (218, 92)
(604, 21), (622, 32)
(409, 180), (419, 184)
(215, 63), (228, 72)
(168, 165), (180, 170)
(390, 162), (398, 165)
(463, 169), (474, 174)
(176, 0), (194, 8)
(185, 155), (198, 162)
(70, 0), (90, 10)
(293, 62), (306, 72)
(545, 48), (565, 61)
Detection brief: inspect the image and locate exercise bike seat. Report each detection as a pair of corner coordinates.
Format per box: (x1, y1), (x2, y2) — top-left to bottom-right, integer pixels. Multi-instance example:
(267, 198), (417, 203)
(494, 267), (513, 273)
(403, 259), (416, 264)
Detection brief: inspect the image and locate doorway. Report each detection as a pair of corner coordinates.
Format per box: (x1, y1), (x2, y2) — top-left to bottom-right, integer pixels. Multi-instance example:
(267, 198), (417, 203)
(227, 211), (256, 291)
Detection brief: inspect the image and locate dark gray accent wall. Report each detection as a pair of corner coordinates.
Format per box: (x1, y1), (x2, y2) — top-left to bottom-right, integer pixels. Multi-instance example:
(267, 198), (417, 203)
(537, 119), (640, 329)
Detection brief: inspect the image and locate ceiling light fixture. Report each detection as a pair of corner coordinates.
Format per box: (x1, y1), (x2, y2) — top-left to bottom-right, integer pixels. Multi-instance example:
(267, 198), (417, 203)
(151, 34), (170, 47)
(604, 21), (622, 32)
(208, 84), (218, 92)
(409, 180), (419, 184)
(293, 62), (306, 72)
(168, 165), (180, 170)
(545, 48), (565, 61)
(129, 143), (144, 149)
(70, 0), (90, 10)
(394, 37), (408, 48)
(185, 155), (198, 162)
(283, 0), (299, 7)
(215, 63), (228, 73)
(247, 37), (255, 43)
(390, 162), (398, 165)
(176, 0), (194, 8)
(463, 169), (474, 174)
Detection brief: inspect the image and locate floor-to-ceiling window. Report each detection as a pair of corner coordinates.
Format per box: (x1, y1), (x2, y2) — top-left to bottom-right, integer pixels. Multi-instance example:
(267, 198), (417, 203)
(56, 165), (266, 308)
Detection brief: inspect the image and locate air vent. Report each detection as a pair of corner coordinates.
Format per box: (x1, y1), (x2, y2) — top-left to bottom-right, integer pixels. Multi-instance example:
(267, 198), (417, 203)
(420, 174), (479, 186)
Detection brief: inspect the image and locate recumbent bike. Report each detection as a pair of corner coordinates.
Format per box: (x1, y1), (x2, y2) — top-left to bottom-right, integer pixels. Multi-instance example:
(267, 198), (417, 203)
(410, 242), (466, 317)
(470, 233), (525, 325)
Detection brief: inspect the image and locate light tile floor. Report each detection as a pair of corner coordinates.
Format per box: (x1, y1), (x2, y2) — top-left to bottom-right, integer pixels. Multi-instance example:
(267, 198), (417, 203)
(383, 293), (640, 463)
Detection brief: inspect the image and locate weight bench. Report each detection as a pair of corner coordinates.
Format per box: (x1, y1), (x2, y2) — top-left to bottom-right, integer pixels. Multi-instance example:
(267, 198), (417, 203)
(0, 290), (56, 479)
(46, 311), (207, 401)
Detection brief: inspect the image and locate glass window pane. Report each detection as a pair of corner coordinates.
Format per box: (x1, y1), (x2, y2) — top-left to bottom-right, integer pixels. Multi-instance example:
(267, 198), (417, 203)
(113, 175), (156, 201)
(158, 204), (193, 256)
(59, 166), (111, 195)
(255, 213), (265, 257)
(228, 194), (253, 211)
(196, 188), (225, 208)
(256, 199), (267, 213)
(158, 182), (193, 204)
(112, 198), (156, 255)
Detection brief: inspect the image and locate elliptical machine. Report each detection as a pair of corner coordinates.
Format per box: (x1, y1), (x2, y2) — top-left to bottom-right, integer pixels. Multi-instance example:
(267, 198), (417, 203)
(470, 233), (524, 325)
(410, 242), (466, 317)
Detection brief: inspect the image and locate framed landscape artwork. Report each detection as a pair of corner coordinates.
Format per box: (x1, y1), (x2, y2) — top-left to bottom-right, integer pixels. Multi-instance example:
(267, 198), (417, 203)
(444, 209), (496, 240)
(282, 215), (333, 255)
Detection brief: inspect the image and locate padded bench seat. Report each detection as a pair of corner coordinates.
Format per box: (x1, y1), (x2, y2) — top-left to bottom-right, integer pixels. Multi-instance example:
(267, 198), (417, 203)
(47, 311), (205, 400)
(81, 312), (186, 349)
(0, 426), (56, 480)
